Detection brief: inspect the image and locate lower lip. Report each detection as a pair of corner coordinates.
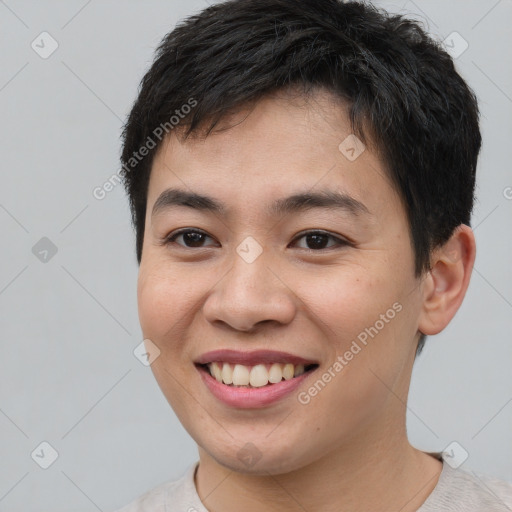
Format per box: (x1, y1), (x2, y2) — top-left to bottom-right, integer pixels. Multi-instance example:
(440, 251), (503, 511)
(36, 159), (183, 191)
(197, 365), (315, 408)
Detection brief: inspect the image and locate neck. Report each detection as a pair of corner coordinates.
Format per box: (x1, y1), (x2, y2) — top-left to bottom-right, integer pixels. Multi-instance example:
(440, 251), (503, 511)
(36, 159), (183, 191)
(194, 419), (442, 512)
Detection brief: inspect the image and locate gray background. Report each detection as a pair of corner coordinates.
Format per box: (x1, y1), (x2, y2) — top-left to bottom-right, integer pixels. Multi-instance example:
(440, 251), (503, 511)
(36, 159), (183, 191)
(0, 0), (511, 510)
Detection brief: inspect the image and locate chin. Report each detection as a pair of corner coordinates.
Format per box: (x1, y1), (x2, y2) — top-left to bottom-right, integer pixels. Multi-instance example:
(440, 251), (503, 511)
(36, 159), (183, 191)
(198, 432), (317, 476)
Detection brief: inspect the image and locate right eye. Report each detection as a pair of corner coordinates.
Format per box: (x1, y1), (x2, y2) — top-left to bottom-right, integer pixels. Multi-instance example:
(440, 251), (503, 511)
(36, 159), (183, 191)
(163, 228), (219, 249)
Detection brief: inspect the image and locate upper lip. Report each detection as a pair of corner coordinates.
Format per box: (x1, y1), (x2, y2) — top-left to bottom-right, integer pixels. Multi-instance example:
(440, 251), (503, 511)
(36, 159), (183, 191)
(194, 349), (318, 366)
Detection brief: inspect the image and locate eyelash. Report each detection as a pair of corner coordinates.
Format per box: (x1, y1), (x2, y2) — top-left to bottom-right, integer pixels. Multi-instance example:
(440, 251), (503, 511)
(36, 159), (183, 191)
(162, 228), (351, 251)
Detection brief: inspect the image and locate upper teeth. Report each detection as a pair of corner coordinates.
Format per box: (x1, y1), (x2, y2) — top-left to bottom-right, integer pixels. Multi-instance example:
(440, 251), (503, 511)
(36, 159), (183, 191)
(208, 362), (306, 387)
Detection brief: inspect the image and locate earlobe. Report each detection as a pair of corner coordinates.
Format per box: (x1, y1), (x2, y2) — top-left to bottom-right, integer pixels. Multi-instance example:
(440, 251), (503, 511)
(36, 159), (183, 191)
(418, 225), (476, 336)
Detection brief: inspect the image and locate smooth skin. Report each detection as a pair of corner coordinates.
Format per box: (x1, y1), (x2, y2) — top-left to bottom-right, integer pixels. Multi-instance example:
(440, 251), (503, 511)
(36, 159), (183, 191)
(137, 88), (476, 512)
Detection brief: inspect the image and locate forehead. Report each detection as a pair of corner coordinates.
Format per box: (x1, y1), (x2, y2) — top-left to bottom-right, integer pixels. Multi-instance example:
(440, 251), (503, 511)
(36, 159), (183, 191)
(146, 89), (400, 221)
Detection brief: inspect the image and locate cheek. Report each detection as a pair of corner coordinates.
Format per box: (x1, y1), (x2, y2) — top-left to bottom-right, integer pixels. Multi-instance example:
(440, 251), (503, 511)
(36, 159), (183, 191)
(137, 262), (199, 345)
(297, 265), (417, 397)
(292, 297), (410, 448)
(301, 265), (403, 343)
(136, 264), (200, 413)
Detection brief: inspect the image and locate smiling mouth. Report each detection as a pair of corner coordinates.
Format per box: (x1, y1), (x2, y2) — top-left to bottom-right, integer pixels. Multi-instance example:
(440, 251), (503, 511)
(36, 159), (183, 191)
(197, 362), (319, 388)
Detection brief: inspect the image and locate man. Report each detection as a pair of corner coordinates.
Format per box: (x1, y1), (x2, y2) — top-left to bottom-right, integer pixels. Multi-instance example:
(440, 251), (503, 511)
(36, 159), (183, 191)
(115, 0), (512, 510)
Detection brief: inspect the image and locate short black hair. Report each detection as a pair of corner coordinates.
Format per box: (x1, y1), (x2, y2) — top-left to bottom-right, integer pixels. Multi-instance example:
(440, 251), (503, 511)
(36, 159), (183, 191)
(120, 0), (482, 354)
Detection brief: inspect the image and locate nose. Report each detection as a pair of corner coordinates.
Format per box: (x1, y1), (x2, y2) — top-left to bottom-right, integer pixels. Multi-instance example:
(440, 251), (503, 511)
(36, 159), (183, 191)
(202, 248), (296, 332)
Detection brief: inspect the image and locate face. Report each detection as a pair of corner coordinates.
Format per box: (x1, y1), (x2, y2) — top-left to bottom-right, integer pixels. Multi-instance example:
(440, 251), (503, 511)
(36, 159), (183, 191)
(137, 89), (425, 475)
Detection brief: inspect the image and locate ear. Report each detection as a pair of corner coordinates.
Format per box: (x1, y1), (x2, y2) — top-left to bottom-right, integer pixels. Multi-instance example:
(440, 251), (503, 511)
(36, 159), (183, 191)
(418, 224), (476, 336)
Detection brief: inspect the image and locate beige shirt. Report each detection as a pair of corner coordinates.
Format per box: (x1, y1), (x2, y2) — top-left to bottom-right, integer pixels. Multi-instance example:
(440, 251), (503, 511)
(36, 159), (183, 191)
(113, 457), (512, 512)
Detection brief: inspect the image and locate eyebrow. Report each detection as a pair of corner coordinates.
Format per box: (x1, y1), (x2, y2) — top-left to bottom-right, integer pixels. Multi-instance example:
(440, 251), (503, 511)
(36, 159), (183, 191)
(151, 187), (370, 218)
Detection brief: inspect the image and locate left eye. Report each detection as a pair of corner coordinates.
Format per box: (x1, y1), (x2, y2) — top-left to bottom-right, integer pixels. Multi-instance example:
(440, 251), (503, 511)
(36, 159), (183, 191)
(290, 231), (348, 250)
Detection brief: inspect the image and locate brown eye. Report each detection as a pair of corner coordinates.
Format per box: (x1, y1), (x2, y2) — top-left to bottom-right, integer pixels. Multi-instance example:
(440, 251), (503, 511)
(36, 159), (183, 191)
(165, 229), (217, 248)
(291, 231), (349, 250)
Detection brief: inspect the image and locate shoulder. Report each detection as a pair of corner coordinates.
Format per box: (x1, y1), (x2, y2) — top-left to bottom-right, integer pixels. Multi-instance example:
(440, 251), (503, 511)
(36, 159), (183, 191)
(112, 480), (171, 512)
(112, 462), (200, 512)
(420, 462), (512, 512)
